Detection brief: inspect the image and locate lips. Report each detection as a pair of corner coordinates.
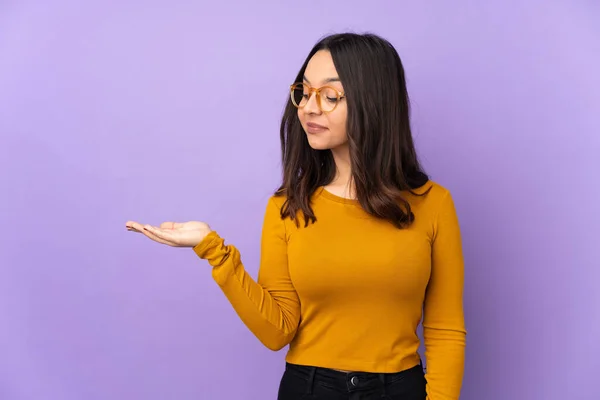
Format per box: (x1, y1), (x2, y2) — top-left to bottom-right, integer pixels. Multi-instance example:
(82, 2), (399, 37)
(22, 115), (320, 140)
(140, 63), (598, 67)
(306, 122), (328, 134)
(307, 122), (327, 129)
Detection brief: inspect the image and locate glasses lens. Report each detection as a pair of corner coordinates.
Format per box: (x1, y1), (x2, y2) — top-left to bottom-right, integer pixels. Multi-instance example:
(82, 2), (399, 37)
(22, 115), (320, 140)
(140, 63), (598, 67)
(319, 87), (339, 112)
(290, 84), (340, 111)
(291, 84), (308, 108)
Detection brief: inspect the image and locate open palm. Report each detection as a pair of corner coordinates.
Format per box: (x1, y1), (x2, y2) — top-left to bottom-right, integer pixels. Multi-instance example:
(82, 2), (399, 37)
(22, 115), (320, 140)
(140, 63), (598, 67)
(125, 220), (212, 247)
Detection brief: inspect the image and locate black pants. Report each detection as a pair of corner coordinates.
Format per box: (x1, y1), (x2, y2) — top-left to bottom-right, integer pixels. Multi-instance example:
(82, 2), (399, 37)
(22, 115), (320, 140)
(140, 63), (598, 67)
(277, 362), (427, 399)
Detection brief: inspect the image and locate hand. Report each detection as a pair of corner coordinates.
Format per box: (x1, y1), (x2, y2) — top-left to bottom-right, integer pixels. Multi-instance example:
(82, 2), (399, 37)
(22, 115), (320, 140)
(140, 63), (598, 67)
(125, 220), (212, 247)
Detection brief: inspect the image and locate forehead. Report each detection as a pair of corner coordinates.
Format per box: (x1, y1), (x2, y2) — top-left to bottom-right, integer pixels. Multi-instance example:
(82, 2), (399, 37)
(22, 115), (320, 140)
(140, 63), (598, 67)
(304, 50), (340, 85)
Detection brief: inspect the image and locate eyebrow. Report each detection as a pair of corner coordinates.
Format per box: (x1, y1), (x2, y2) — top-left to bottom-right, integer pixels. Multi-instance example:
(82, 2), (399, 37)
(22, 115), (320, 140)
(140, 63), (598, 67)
(303, 75), (341, 84)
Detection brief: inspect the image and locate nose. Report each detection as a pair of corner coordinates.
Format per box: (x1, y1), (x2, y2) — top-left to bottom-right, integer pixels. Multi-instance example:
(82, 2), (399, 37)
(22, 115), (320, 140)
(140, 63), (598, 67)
(303, 91), (322, 115)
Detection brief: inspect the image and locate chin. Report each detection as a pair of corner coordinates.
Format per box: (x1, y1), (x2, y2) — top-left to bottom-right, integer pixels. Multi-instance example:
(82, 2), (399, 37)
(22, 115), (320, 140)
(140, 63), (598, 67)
(306, 136), (333, 150)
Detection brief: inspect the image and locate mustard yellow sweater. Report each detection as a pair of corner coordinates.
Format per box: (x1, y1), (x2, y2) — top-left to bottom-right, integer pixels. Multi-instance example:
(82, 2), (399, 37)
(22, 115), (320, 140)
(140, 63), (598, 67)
(193, 181), (466, 399)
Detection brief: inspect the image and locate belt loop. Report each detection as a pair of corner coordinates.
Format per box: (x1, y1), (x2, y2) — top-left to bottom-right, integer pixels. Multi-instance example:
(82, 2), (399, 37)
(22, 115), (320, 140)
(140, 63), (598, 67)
(379, 373), (387, 397)
(305, 367), (316, 395)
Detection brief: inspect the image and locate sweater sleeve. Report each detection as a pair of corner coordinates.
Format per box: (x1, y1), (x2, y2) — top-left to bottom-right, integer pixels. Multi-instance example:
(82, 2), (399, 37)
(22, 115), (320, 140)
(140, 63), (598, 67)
(422, 190), (467, 400)
(192, 196), (300, 351)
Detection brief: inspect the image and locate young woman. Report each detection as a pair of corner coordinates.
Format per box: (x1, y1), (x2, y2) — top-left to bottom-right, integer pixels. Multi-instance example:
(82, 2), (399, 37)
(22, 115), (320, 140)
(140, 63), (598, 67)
(126, 32), (466, 400)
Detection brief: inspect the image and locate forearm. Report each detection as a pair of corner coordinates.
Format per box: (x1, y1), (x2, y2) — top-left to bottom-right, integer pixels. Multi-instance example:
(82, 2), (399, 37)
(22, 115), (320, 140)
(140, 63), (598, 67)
(194, 231), (299, 350)
(423, 326), (466, 399)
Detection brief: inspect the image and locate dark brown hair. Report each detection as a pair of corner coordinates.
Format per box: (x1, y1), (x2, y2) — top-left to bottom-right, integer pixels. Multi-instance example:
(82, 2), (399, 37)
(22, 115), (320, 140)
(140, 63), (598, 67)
(276, 32), (430, 229)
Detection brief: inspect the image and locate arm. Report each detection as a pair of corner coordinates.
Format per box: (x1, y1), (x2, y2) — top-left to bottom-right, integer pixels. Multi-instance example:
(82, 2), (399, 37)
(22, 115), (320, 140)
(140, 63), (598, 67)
(192, 197), (300, 351)
(423, 190), (467, 399)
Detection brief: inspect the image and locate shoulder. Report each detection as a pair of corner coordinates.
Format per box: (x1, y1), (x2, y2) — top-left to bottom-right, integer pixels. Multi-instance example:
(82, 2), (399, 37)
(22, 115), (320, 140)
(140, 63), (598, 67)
(407, 179), (457, 221)
(259, 193), (289, 233)
(421, 181), (462, 229)
(262, 192), (289, 219)
(426, 180), (451, 197)
(268, 191), (288, 208)
(411, 179), (451, 201)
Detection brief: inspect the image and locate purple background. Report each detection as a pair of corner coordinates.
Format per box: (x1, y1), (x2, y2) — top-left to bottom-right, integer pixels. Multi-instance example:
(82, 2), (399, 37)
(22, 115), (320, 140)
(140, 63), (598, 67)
(1, 1), (599, 399)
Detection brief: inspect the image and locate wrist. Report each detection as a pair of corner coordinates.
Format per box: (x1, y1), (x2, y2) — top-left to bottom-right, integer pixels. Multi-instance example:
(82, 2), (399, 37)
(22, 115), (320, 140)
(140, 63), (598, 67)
(196, 228), (213, 246)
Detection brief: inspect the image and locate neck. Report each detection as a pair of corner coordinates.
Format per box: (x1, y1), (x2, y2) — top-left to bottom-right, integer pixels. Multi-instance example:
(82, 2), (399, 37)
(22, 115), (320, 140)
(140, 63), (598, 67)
(329, 144), (354, 197)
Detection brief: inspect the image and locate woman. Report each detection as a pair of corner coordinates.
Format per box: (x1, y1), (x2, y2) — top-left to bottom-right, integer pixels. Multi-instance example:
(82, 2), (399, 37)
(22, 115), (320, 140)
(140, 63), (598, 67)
(126, 32), (466, 400)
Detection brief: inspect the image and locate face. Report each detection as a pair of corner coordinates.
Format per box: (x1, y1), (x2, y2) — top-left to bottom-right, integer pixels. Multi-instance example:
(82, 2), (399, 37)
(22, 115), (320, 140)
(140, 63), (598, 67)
(297, 50), (348, 151)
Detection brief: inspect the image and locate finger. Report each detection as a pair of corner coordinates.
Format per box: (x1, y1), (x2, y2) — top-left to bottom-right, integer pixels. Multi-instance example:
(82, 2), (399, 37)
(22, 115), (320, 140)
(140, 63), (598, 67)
(126, 221), (145, 233)
(144, 225), (178, 244)
(140, 226), (175, 246)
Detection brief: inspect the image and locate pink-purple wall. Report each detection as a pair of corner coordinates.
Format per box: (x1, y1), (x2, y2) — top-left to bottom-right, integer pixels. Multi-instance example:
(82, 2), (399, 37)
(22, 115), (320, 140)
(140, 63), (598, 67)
(1, 1), (598, 399)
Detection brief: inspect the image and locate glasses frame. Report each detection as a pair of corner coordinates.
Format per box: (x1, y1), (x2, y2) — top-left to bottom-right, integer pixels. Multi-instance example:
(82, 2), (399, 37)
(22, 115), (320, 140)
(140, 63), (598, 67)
(289, 82), (345, 113)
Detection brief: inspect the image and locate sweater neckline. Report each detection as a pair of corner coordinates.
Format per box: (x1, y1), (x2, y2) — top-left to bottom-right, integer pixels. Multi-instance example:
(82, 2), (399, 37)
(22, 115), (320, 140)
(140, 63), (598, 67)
(316, 187), (360, 205)
(316, 181), (434, 205)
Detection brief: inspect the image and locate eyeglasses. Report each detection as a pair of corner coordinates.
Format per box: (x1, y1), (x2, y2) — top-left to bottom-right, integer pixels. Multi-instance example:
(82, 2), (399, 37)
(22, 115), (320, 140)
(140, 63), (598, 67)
(290, 83), (345, 113)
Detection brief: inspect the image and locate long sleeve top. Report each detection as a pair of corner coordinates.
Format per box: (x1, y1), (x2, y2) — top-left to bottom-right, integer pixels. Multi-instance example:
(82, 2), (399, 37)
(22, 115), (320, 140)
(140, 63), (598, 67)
(193, 181), (467, 399)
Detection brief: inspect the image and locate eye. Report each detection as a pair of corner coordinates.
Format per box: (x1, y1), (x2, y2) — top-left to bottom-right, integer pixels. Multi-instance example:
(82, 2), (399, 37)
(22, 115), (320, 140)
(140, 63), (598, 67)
(322, 87), (339, 104)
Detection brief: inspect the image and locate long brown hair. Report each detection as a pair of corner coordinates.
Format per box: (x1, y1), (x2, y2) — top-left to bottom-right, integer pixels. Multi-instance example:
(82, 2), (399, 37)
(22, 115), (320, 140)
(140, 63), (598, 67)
(276, 32), (430, 229)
